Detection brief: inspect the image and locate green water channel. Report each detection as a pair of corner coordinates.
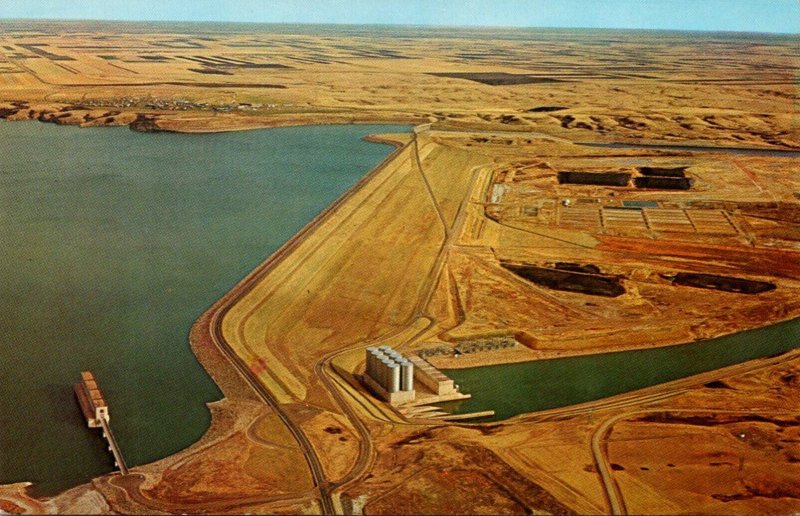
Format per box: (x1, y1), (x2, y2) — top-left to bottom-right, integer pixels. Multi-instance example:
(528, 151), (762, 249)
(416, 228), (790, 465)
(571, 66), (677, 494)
(0, 121), (407, 496)
(446, 139), (800, 421)
(445, 316), (800, 421)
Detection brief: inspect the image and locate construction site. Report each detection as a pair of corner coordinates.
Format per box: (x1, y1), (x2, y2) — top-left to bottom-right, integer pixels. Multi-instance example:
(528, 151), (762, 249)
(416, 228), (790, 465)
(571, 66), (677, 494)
(0, 19), (798, 516)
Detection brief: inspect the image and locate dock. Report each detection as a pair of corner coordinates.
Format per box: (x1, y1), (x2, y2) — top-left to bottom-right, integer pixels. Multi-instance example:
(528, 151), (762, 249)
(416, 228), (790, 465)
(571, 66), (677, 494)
(99, 418), (128, 474)
(74, 371), (128, 475)
(430, 410), (495, 421)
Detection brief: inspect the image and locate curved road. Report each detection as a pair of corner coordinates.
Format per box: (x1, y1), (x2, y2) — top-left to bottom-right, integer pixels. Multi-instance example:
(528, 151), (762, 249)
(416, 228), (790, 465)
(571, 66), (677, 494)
(591, 406), (800, 515)
(199, 135), (412, 514)
(308, 129), (463, 496)
(589, 349), (800, 515)
(193, 125), (800, 515)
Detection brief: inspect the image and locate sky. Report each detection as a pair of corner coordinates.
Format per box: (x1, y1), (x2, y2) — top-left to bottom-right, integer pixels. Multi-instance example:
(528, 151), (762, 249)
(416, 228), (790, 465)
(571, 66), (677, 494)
(1, 0), (798, 34)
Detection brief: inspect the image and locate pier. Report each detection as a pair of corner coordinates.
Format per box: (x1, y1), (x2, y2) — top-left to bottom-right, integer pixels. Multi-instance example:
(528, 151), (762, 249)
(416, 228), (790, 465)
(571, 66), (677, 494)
(74, 371), (128, 475)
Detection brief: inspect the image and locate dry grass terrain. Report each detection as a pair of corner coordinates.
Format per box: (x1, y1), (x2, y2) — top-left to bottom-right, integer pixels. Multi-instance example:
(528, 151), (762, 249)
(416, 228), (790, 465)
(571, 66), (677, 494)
(1, 20), (799, 515)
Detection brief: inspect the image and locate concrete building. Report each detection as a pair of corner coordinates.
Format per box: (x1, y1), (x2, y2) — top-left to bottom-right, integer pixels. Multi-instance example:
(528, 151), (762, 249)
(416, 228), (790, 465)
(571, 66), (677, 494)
(407, 355), (457, 396)
(74, 371), (109, 428)
(363, 345), (416, 404)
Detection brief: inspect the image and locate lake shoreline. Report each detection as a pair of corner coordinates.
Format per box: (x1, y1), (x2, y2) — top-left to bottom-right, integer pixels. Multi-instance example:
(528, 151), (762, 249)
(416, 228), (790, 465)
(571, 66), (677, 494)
(2, 115), (799, 513)
(0, 121), (409, 511)
(3, 102), (800, 153)
(0, 102), (429, 134)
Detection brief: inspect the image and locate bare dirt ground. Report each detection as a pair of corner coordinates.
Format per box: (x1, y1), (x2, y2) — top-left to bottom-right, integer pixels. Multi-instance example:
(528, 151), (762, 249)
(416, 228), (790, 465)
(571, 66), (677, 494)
(1, 20), (799, 515)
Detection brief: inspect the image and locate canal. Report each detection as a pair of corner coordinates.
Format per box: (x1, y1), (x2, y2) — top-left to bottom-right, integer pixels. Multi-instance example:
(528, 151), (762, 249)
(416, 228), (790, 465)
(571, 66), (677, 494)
(0, 121), (407, 495)
(444, 139), (799, 421)
(445, 302), (800, 421)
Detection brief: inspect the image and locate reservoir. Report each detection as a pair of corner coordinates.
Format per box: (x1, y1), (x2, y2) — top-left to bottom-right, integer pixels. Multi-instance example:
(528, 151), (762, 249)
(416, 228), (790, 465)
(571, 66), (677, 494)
(0, 121), (407, 495)
(445, 316), (800, 421)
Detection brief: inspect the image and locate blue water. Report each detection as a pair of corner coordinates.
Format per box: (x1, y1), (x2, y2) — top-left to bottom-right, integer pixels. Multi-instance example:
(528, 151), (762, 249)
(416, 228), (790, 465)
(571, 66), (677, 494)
(447, 316), (800, 421)
(0, 121), (408, 495)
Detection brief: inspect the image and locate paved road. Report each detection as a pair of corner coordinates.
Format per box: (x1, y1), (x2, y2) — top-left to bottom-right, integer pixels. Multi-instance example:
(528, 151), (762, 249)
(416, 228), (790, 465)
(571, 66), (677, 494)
(203, 134), (421, 514)
(588, 349), (800, 515)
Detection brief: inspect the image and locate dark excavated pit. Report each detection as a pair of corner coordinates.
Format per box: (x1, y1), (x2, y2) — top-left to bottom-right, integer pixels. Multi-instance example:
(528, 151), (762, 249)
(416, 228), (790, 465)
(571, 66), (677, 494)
(503, 262), (626, 297)
(704, 380), (733, 389)
(666, 273), (776, 294)
(554, 262), (601, 274)
(527, 106), (568, 112)
(558, 171), (631, 186)
(634, 176), (694, 190)
(639, 166), (688, 177)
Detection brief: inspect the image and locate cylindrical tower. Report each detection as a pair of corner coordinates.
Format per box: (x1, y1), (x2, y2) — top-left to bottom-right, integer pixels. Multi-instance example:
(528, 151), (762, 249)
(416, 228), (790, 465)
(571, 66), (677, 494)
(386, 350), (403, 361)
(365, 347), (377, 378)
(400, 360), (414, 391)
(370, 350), (386, 381)
(379, 357), (394, 390)
(387, 362), (401, 393)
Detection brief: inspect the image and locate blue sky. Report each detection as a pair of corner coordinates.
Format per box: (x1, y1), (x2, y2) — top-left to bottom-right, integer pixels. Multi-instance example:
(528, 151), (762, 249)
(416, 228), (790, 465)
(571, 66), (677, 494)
(1, 0), (798, 33)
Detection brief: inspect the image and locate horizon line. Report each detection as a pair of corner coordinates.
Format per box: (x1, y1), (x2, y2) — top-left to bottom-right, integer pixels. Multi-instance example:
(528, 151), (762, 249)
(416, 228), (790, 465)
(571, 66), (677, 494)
(0, 17), (796, 36)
